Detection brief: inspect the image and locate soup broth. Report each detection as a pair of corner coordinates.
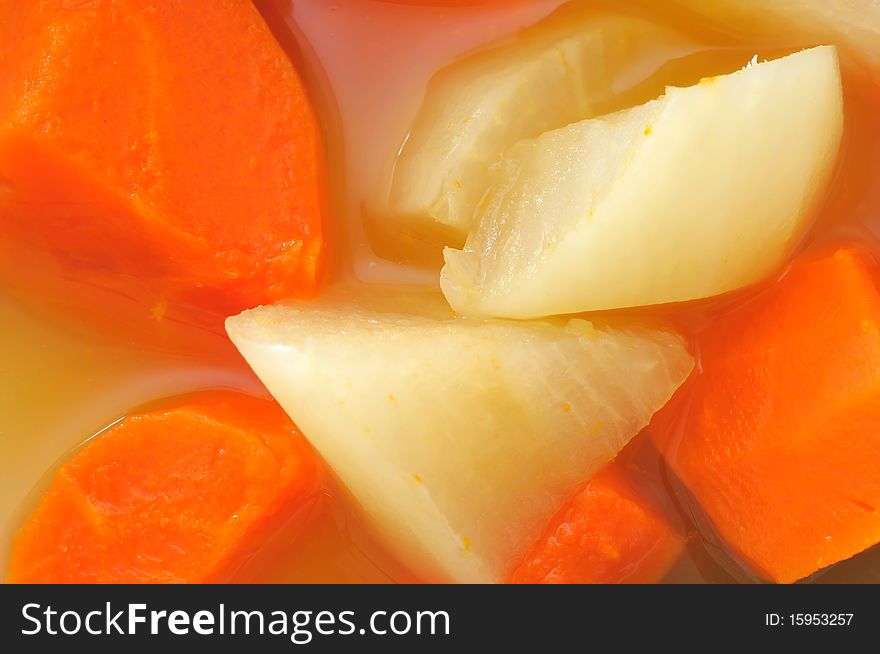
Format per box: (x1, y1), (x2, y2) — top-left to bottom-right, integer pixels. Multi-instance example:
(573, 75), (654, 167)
(2, 0), (879, 583)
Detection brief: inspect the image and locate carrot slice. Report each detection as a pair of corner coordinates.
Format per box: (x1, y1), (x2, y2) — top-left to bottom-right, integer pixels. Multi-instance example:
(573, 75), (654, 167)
(662, 247), (880, 583)
(0, 0), (325, 315)
(6, 392), (319, 584)
(509, 461), (685, 584)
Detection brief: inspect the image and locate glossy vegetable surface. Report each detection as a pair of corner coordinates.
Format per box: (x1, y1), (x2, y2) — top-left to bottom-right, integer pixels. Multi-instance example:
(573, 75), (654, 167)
(660, 248), (880, 583)
(0, 0), (326, 315)
(8, 392), (319, 583)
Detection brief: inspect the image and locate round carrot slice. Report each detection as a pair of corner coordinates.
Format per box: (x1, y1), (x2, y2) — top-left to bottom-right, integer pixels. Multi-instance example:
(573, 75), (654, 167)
(0, 0), (326, 315)
(7, 392), (319, 583)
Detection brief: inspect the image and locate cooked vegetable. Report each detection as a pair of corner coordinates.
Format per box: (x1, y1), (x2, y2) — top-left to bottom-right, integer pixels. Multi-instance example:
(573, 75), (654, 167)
(441, 46), (843, 319)
(7, 392), (319, 583)
(641, 0), (880, 73)
(390, 13), (683, 240)
(226, 285), (693, 583)
(0, 0), (325, 315)
(660, 247), (880, 583)
(510, 461), (685, 584)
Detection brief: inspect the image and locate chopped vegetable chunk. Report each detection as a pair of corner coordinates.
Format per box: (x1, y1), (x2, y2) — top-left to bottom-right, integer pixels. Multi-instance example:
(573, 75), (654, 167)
(661, 247), (880, 583)
(510, 461), (685, 584)
(441, 46), (843, 318)
(0, 0), (325, 314)
(226, 285), (693, 583)
(390, 12), (683, 239)
(639, 0), (880, 74)
(7, 392), (319, 583)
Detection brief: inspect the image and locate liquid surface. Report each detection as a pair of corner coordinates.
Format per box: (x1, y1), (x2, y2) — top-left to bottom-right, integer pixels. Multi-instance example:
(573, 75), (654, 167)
(2, 0), (879, 583)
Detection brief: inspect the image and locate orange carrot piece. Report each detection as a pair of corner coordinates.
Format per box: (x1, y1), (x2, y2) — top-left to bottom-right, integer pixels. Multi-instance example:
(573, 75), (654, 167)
(662, 247), (880, 583)
(6, 392), (319, 584)
(0, 0), (325, 314)
(509, 462), (685, 584)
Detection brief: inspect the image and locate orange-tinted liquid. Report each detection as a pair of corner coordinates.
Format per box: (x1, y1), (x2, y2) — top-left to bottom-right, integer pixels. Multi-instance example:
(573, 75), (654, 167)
(2, 0), (879, 583)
